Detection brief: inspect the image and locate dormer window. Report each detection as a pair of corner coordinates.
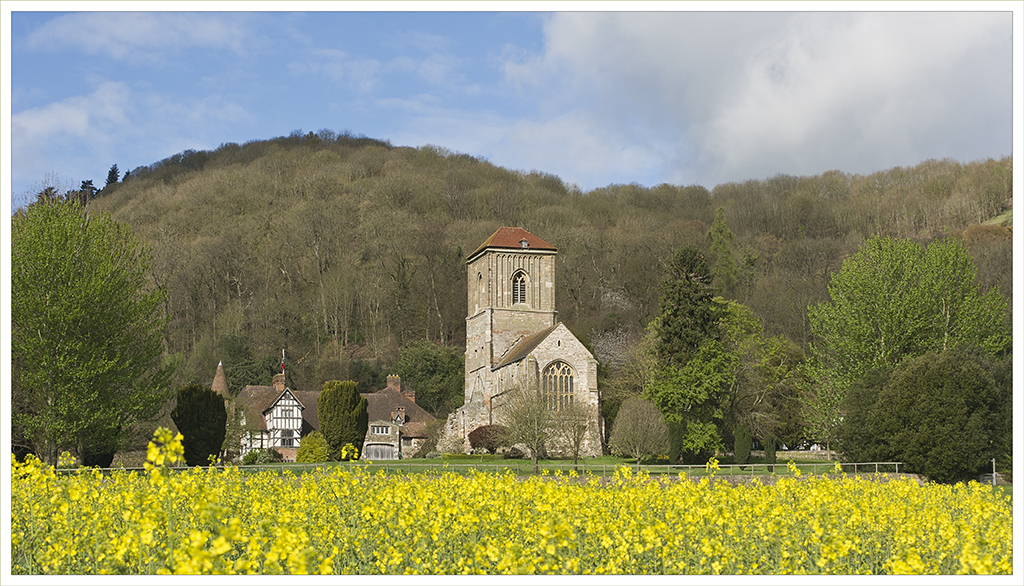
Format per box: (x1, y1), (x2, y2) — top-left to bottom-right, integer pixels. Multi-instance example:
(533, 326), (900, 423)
(520, 239), (529, 248)
(512, 272), (527, 305)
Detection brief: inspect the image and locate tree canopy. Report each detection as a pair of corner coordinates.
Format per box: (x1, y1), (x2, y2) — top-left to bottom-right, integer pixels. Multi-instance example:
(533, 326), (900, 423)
(609, 397), (670, 470)
(805, 236), (1010, 451)
(838, 348), (1007, 483)
(12, 200), (174, 464)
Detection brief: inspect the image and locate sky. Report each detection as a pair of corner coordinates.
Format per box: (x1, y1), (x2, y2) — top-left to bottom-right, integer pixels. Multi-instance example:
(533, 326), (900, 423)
(2, 3), (1021, 203)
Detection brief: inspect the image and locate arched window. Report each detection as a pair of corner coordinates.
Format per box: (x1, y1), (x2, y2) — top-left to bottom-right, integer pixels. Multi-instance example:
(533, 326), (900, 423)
(542, 361), (574, 411)
(512, 271), (527, 305)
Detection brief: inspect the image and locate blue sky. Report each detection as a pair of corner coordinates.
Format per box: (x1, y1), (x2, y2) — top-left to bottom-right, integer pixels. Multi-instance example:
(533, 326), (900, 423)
(3, 3), (1021, 203)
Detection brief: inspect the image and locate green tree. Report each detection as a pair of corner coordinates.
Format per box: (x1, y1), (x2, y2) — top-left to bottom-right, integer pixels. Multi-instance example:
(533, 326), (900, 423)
(645, 337), (734, 461)
(317, 380), (368, 460)
(390, 341), (464, 417)
(838, 349), (1004, 483)
(12, 201), (174, 465)
(655, 245), (723, 367)
(609, 397), (670, 471)
(733, 423), (752, 468)
(170, 384), (228, 467)
(707, 207), (741, 297)
(296, 431), (331, 463)
(805, 236), (1009, 451)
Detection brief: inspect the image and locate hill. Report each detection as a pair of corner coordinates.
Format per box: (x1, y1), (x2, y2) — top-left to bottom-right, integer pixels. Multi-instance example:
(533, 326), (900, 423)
(84, 130), (1012, 403)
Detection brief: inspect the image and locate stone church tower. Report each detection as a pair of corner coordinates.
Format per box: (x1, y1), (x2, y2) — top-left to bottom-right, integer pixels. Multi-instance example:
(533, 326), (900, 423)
(439, 227), (602, 457)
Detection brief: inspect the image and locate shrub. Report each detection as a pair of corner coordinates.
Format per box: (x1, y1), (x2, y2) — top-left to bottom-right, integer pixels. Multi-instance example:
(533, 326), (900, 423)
(468, 425), (508, 454)
(242, 449), (282, 465)
(504, 446), (525, 460)
(296, 432), (330, 463)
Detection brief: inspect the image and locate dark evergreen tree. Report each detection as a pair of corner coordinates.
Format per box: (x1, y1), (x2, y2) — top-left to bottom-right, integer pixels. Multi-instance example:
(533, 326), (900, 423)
(317, 380), (368, 460)
(655, 245), (722, 367)
(733, 423), (752, 469)
(839, 348), (1002, 483)
(170, 384), (227, 466)
(106, 164), (120, 187)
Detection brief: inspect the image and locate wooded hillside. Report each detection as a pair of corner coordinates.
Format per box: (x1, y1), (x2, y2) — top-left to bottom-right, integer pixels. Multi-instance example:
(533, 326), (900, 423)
(85, 130), (1012, 406)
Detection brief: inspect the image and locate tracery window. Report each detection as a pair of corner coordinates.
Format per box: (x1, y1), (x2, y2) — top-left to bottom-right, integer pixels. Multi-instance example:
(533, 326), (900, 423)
(512, 271), (527, 305)
(542, 361), (574, 412)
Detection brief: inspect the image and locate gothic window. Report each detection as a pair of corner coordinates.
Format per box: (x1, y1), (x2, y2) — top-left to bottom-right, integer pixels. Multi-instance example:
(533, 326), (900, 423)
(542, 361), (574, 412)
(512, 271), (527, 305)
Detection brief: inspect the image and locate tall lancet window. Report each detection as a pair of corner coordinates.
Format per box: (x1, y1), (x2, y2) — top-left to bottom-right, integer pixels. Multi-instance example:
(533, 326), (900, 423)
(542, 361), (574, 411)
(512, 271), (527, 305)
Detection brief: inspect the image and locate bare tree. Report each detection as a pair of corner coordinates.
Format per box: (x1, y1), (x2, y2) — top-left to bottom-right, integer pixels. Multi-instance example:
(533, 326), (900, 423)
(554, 400), (592, 471)
(497, 384), (552, 474)
(609, 397), (670, 471)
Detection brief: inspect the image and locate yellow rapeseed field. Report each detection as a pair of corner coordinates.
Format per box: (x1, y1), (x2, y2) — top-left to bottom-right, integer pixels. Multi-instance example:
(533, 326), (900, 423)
(10, 428), (1012, 575)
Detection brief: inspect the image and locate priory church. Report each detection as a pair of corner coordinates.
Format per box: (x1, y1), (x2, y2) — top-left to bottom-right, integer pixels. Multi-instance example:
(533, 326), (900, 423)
(439, 227), (604, 457)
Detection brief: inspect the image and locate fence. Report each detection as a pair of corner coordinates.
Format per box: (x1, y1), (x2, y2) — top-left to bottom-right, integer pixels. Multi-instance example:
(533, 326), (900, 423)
(67, 460), (904, 478)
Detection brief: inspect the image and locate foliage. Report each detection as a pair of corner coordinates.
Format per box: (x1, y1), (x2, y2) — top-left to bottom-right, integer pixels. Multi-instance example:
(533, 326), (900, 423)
(11, 430), (1013, 574)
(733, 424), (752, 468)
(468, 425), (508, 454)
(11, 200), (174, 465)
(654, 245), (723, 367)
(645, 340), (734, 460)
(75, 132), (1010, 406)
(242, 449), (282, 465)
(317, 380), (368, 460)
(170, 384), (228, 467)
(838, 348), (1005, 483)
(390, 341), (464, 417)
(805, 236), (1009, 453)
(296, 431), (331, 463)
(609, 397), (670, 470)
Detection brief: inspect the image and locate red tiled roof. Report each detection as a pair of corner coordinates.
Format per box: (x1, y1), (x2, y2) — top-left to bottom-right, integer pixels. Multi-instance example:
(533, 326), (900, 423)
(467, 227), (556, 261)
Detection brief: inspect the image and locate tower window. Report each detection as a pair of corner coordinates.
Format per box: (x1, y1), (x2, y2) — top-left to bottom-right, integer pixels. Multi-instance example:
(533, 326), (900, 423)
(542, 361), (575, 412)
(512, 272), (527, 305)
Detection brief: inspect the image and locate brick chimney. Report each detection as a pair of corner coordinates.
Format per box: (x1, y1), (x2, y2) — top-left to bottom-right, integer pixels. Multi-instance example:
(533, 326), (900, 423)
(272, 373), (286, 392)
(386, 374), (400, 392)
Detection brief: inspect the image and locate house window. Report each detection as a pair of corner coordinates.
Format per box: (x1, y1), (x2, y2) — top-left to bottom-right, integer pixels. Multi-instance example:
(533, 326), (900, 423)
(371, 425), (390, 435)
(280, 429), (294, 447)
(512, 272), (527, 305)
(281, 408), (293, 418)
(542, 361), (574, 412)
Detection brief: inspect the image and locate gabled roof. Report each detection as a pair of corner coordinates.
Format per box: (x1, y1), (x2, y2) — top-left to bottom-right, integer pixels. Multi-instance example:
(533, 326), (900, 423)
(361, 387), (436, 438)
(467, 227), (557, 261)
(236, 386), (321, 433)
(493, 324), (559, 370)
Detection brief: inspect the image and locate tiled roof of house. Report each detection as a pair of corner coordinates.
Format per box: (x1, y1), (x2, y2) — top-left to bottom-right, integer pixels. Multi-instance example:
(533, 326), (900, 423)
(467, 227), (557, 261)
(236, 386), (321, 433)
(361, 387), (436, 438)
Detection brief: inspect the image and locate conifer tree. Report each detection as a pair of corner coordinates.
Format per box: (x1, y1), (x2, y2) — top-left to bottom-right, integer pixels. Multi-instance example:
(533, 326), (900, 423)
(171, 384), (227, 466)
(317, 380), (368, 460)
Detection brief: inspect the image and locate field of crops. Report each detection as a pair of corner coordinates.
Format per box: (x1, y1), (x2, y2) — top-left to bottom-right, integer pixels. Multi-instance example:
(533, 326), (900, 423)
(10, 429), (1013, 575)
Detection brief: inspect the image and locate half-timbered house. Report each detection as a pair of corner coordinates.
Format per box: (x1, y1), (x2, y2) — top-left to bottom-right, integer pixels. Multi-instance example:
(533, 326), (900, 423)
(236, 373), (321, 462)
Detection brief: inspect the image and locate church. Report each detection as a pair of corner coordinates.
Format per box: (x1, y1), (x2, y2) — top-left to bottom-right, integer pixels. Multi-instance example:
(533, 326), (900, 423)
(439, 227), (603, 457)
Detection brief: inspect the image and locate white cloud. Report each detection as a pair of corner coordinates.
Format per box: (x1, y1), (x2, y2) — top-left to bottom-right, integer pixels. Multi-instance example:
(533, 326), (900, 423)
(503, 12), (1012, 187)
(289, 49), (382, 93)
(24, 12), (250, 64)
